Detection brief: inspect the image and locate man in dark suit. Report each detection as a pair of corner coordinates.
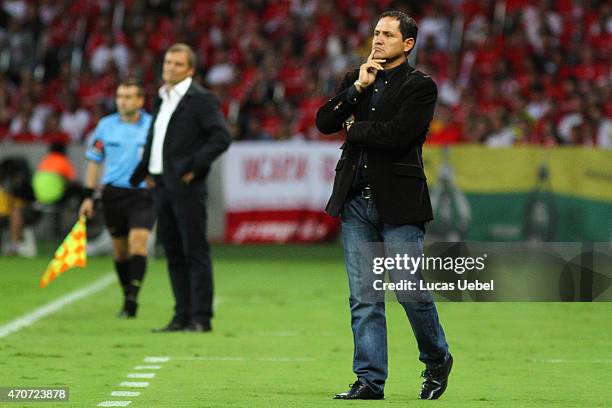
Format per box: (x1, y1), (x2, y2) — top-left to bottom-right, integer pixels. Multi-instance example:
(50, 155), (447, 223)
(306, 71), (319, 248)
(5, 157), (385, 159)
(316, 11), (452, 401)
(130, 43), (231, 332)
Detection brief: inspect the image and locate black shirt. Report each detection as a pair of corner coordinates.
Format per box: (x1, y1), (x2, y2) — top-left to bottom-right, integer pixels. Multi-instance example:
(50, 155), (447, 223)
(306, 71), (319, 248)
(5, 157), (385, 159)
(346, 64), (402, 191)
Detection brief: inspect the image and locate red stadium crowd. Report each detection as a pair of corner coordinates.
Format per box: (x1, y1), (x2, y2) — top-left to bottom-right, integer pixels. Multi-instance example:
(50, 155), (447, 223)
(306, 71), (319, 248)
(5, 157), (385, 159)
(0, 0), (609, 147)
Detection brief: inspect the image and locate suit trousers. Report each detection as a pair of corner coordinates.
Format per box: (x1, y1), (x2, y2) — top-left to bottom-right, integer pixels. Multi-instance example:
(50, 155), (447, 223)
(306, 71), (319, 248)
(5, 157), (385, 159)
(340, 195), (449, 393)
(151, 177), (213, 325)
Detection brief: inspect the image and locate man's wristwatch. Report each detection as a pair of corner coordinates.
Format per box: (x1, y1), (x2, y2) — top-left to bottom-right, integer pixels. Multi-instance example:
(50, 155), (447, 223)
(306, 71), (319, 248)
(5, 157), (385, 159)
(354, 80), (367, 92)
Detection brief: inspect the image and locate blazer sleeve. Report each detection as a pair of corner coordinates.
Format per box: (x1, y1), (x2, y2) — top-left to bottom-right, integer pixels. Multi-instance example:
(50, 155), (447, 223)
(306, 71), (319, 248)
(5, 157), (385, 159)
(346, 77), (437, 149)
(315, 71), (359, 135)
(191, 92), (232, 176)
(129, 113), (156, 186)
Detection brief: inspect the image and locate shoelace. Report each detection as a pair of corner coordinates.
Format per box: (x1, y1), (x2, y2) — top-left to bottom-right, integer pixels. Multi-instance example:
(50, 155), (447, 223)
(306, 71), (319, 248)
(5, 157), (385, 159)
(421, 368), (442, 379)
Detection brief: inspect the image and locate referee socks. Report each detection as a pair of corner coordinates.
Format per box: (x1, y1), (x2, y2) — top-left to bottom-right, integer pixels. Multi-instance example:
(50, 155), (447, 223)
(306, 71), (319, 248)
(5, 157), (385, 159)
(128, 255), (147, 301)
(115, 256), (146, 318)
(114, 259), (131, 298)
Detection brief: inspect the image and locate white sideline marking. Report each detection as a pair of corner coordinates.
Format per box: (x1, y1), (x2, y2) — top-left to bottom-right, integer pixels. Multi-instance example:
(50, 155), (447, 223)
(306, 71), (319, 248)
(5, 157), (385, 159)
(133, 365), (161, 370)
(0, 274), (115, 338)
(173, 356), (315, 362)
(111, 391), (140, 397)
(119, 382), (149, 388)
(144, 356), (169, 363)
(97, 357), (170, 406)
(540, 359), (612, 364)
(127, 373), (155, 379)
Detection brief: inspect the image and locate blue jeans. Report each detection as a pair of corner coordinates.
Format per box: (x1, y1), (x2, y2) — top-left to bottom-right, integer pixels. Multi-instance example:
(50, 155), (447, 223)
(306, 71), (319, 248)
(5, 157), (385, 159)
(341, 195), (450, 393)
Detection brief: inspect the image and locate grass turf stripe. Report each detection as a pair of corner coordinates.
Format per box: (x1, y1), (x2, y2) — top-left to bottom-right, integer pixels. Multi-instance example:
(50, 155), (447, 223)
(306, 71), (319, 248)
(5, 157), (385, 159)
(0, 274), (114, 338)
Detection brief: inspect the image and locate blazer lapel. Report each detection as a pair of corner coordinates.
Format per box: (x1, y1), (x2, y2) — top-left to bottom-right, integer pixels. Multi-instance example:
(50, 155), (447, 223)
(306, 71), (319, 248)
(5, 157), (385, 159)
(169, 83), (195, 121)
(149, 95), (162, 122)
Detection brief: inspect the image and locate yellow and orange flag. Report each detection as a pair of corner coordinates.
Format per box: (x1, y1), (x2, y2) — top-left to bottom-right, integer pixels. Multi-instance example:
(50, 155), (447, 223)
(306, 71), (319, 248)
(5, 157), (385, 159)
(40, 216), (87, 288)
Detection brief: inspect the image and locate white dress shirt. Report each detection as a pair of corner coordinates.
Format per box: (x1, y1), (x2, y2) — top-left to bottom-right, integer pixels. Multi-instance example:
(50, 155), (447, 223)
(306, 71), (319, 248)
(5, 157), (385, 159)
(148, 76), (192, 174)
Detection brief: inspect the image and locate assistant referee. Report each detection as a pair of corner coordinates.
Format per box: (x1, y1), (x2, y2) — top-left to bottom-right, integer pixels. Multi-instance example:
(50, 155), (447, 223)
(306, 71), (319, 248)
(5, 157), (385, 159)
(79, 79), (155, 318)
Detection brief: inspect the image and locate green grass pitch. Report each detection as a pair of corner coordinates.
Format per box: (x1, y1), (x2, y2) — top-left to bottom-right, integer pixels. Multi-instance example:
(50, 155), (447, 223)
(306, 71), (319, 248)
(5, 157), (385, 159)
(0, 244), (610, 407)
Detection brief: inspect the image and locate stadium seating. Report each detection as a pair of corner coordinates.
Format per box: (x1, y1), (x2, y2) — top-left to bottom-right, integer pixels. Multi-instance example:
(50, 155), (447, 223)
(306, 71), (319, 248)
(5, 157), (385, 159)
(0, 0), (609, 146)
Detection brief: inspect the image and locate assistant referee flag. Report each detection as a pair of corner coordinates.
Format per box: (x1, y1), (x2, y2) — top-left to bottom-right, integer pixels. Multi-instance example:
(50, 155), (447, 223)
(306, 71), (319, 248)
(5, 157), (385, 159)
(39, 216), (87, 288)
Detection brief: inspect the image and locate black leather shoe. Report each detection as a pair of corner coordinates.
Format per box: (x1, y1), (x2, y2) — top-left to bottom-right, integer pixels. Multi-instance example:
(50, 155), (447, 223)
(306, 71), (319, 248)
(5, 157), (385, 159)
(333, 381), (384, 400)
(419, 354), (453, 400)
(151, 321), (187, 333)
(184, 321), (212, 332)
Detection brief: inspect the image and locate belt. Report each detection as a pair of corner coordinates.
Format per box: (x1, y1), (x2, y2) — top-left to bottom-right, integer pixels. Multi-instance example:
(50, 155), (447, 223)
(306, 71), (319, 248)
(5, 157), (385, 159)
(359, 185), (373, 200)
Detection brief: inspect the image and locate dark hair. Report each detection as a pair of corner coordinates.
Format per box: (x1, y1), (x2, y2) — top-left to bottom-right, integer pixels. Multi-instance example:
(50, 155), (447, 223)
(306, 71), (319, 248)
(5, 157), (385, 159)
(49, 142), (67, 154)
(379, 10), (418, 51)
(118, 78), (145, 97)
(0, 157), (33, 199)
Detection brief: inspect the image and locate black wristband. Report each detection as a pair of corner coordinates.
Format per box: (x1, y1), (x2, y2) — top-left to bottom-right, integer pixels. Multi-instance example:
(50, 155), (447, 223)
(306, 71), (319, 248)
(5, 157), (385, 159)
(83, 187), (95, 199)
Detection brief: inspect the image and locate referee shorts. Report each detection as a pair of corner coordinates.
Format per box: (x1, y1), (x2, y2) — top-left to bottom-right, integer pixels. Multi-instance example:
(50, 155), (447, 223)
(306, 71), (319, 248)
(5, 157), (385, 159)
(101, 185), (155, 237)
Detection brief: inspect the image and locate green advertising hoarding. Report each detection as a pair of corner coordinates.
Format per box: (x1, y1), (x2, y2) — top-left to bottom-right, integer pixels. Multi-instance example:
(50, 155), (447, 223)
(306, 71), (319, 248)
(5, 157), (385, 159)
(423, 146), (612, 241)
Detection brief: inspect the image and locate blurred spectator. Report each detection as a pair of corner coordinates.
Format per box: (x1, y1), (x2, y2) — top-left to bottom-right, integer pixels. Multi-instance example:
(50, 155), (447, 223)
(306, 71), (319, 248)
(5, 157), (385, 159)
(0, 0), (609, 147)
(557, 97), (583, 143)
(3, 17), (36, 74)
(82, 102), (106, 143)
(2, 1), (28, 20)
(36, 142), (76, 183)
(90, 33), (130, 76)
(59, 95), (91, 143)
(513, 116), (537, 145)
(534, 117), (561, 147)
(8, 99), (40, 142)
(0, 76), (14, 140)
(0, 156), (33, 255)
(569, 123), (594, 146)
(419, 5), (450, 50)
(32, 142), (81, 208)
(206, 51), (237, 87)
(42, 111), (70, 144)
(32, 142), (81, 238)
(464, 115), (492, 144)
(243, 117), (273, 141)
(293, 82), (326, 140)
(526, 86), (550, 121)
(437, 63), (462, 108)
(485, 108), (515, 147)
(428, 104), (463, 145)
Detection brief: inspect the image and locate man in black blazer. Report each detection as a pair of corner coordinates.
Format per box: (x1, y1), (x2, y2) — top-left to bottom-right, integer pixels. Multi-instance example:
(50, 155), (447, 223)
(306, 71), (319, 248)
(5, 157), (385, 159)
(130, 43), (231, 332)
(316, 11), (452, 401)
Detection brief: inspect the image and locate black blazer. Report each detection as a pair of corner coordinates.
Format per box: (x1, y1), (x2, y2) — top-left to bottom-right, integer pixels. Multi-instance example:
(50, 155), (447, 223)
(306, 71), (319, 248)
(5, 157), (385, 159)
(316, 62), (437, 226)
(131, 81), (231, 188)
